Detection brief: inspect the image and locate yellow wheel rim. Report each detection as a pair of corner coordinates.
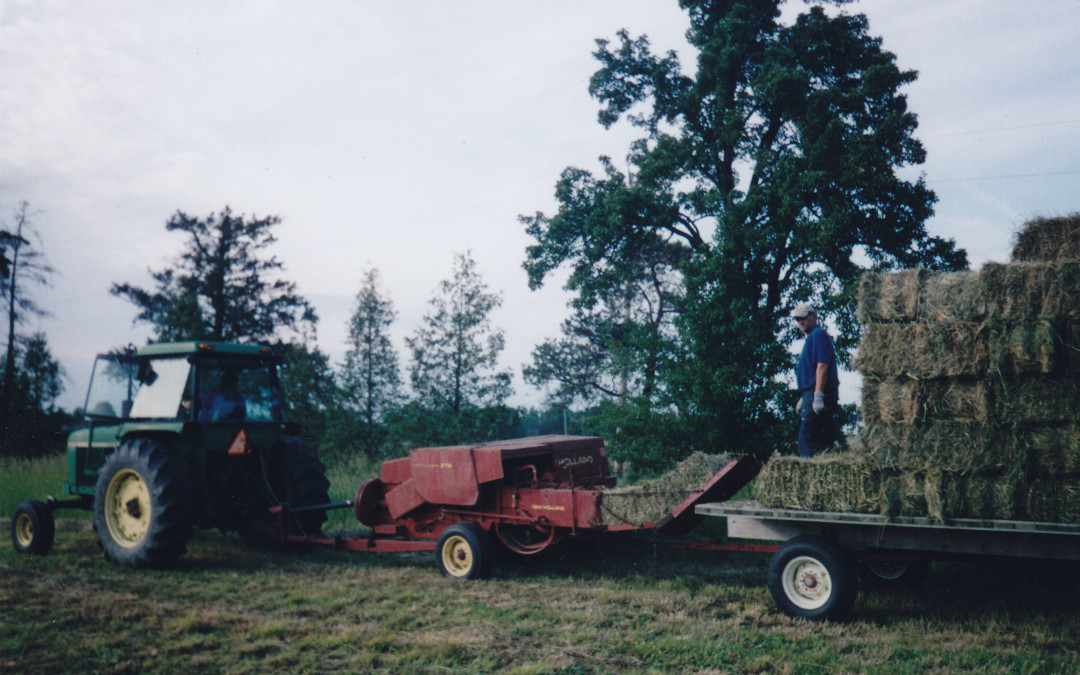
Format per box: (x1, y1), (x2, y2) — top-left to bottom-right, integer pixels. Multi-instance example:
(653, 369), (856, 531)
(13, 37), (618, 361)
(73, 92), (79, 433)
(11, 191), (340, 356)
(105, 469), (152, 548)
(440, 535), (474, 578)
(14, 512), (34, 548)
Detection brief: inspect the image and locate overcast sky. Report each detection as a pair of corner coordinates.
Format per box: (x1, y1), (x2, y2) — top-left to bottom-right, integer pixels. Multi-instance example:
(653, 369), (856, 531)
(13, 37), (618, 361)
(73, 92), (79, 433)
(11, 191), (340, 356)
(1, 0), (1078, 411)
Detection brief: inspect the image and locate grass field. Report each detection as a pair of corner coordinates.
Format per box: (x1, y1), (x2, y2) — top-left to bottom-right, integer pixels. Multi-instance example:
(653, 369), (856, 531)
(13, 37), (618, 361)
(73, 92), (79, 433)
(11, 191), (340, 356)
(3, 455), (1080, 673)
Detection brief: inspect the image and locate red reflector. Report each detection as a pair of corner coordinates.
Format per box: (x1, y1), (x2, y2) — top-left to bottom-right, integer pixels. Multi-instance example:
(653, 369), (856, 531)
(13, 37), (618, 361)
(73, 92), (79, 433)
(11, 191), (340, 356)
(227, 429), (251, 457)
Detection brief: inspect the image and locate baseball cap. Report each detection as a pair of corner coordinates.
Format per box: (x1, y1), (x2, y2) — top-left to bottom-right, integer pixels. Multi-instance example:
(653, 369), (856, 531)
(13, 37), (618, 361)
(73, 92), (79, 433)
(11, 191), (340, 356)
(790, 302), (815, 319)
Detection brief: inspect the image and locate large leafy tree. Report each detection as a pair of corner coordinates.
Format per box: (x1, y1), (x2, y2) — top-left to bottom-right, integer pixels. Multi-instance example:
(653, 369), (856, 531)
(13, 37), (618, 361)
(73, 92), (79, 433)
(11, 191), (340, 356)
(403, 251), (515, 445)
(523, 0), (966, 461)
(112, 207), (317, 344)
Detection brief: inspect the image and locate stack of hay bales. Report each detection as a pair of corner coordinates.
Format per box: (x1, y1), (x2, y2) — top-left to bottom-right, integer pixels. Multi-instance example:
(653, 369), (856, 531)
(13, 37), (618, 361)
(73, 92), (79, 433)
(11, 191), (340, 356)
(759, 214), (1080, 523)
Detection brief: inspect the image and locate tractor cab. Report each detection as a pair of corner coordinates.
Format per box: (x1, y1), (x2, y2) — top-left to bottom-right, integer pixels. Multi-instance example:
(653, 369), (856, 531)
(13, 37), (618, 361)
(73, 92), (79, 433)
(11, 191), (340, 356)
(82, 343), (287, 427)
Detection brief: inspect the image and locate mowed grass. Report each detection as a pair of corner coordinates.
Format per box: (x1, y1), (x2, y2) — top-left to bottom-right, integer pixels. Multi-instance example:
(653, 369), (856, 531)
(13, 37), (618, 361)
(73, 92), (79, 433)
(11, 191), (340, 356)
(3, 455), (1080, 673)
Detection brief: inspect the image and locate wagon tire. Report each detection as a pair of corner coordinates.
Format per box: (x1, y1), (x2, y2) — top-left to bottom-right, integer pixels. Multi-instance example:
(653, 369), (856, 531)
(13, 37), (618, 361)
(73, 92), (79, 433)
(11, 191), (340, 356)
(859, 559), (930, 589)
(94, 438), (195, 569)
(767, 535), (857, 621)
(11, 499), (55, 556)
(436, 523), (493, 580)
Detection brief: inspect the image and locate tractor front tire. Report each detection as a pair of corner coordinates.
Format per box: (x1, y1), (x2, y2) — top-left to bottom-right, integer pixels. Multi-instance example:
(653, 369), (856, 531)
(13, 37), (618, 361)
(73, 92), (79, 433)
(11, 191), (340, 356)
(436, 523), (494, 580)
(11, 499), (55, 556)
(94, 439), (194, 569)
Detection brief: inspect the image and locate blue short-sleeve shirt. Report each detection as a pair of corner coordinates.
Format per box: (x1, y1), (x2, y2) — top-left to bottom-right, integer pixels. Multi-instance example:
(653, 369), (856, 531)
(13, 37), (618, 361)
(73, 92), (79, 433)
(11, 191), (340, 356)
(797, 326), (840, 391)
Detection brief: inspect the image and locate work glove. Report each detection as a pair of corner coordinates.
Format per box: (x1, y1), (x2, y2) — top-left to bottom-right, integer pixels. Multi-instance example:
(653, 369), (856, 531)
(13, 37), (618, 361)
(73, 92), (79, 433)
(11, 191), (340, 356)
(796, 397), (803, 414)
(812, 392), (825, 414)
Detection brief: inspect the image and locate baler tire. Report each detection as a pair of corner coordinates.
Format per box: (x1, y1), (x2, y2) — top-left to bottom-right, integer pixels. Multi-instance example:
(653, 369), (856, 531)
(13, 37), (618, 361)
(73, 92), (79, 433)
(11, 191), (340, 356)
(237, 437), (330, 546)
(436, 523), (493, 580)
(93, 439), (195, 569)
(11, 499), (55, 556)
(767, 535), (857, 621)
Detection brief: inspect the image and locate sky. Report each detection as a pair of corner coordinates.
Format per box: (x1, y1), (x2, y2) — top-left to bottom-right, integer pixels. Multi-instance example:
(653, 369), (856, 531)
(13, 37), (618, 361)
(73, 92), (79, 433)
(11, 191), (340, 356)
(1, 0), (1078, 412)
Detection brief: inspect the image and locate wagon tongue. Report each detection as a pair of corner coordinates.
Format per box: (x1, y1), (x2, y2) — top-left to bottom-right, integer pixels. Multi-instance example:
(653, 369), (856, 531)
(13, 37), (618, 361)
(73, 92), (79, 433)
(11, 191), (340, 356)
(653, 455), (760, 535)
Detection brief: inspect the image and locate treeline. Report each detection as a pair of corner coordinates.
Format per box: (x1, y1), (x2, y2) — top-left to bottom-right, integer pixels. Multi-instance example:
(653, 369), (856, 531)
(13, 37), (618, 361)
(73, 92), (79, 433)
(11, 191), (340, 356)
(4, 2), (974, 473)
(0, 202), (68, 458)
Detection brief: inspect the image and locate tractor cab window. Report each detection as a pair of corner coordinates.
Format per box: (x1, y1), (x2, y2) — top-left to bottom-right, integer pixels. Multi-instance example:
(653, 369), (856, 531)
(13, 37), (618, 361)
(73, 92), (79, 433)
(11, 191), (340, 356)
(128, 357), (193, 420)
(84, 354), (140, 419)
(197, 358), (287, 423)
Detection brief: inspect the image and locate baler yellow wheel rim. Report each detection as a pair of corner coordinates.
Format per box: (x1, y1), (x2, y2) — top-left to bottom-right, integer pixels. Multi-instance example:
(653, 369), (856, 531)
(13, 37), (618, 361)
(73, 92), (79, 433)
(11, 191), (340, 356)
(104, 469), (152, 548)
(440, 535), (475, 578)
(14, 512), (34, 548)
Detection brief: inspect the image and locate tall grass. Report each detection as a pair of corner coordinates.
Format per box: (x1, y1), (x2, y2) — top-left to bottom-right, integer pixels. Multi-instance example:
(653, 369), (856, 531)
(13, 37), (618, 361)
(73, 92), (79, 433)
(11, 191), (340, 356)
(0, 453), (68, 517)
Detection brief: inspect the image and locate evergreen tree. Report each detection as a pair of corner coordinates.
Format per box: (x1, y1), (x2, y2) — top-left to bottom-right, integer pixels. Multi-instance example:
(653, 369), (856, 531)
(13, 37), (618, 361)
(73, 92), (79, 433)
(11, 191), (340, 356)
(112, 206), (317, 344)
(404, 251), (514, 444)
(336, 267), (403, 457)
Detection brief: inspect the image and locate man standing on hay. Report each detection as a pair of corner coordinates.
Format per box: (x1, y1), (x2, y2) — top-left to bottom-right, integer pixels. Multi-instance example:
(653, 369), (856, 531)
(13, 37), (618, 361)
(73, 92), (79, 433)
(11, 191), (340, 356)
(791, 303), (840, 457)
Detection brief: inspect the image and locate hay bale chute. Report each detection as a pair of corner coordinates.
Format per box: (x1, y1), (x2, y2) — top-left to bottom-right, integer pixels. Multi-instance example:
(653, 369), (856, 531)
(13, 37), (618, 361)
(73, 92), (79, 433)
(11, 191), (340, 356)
(596, 452), (732, 526)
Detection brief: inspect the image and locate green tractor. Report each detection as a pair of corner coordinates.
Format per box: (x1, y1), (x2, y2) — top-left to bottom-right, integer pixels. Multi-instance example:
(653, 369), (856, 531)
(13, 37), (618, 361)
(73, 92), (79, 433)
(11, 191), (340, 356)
(10, 341), (331, 568)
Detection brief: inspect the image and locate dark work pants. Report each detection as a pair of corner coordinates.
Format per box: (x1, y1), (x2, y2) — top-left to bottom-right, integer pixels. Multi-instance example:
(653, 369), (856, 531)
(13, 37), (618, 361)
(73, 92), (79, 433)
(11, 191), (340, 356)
(798, 389), (838, 458)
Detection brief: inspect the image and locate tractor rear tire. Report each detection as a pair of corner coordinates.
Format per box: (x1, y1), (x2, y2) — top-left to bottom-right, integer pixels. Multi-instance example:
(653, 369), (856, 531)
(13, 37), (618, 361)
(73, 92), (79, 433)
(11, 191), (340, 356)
(237, 437), (330, 546)
(436, 523), (494, 580)
(94, 439), (195, 569)
(11, 499), (55, 556)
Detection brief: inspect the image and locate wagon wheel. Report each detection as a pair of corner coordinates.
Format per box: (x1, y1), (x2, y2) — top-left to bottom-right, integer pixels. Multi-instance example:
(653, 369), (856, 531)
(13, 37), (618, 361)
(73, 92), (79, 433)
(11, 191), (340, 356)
(494, 522), (564, 556)
(436, 523), (494, 580)
(859, 558), (930, 589)
(767, 535), (858, 621)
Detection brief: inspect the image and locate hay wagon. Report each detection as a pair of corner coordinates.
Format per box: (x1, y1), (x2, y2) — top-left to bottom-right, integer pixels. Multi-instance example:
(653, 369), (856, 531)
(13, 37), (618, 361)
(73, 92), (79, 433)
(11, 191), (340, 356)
(694, 500), (1080, 621)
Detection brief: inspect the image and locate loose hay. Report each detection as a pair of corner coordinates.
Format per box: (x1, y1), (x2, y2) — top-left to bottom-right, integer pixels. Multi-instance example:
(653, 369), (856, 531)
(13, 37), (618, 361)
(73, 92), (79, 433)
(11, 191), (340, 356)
(755, 452), (881, 513)
(596, 452), (733, 525)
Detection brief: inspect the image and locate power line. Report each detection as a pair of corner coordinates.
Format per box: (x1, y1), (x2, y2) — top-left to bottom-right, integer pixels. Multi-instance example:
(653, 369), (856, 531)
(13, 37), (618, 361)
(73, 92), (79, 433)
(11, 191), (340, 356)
(933, 168), (1080, 183)
(926, 119), (1080, 138)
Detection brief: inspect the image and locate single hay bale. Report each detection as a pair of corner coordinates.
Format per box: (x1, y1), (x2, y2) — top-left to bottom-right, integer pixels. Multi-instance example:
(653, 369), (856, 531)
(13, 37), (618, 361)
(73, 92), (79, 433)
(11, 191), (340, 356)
(857, 269), (928, 323)
(755, 452), (881, 513)
(596, 452), (732, 525)
(917, 270), (988, 323)
(1011, 423), (1080, 476)
(989, 319), (1059, 375)
(994, 375), (1080, 423)
(881, 470), (1018, 520)
(1011, 214), (1080, 263)
(855, 322), (990, 379)
(963, 474), (1019, 520)
(863, 378), (990, 424)
(861, 420), (1024, 474)
(1020, 480), (1080, 524)
(880, 471), (929, 518)
(854, 323), (918, 377)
